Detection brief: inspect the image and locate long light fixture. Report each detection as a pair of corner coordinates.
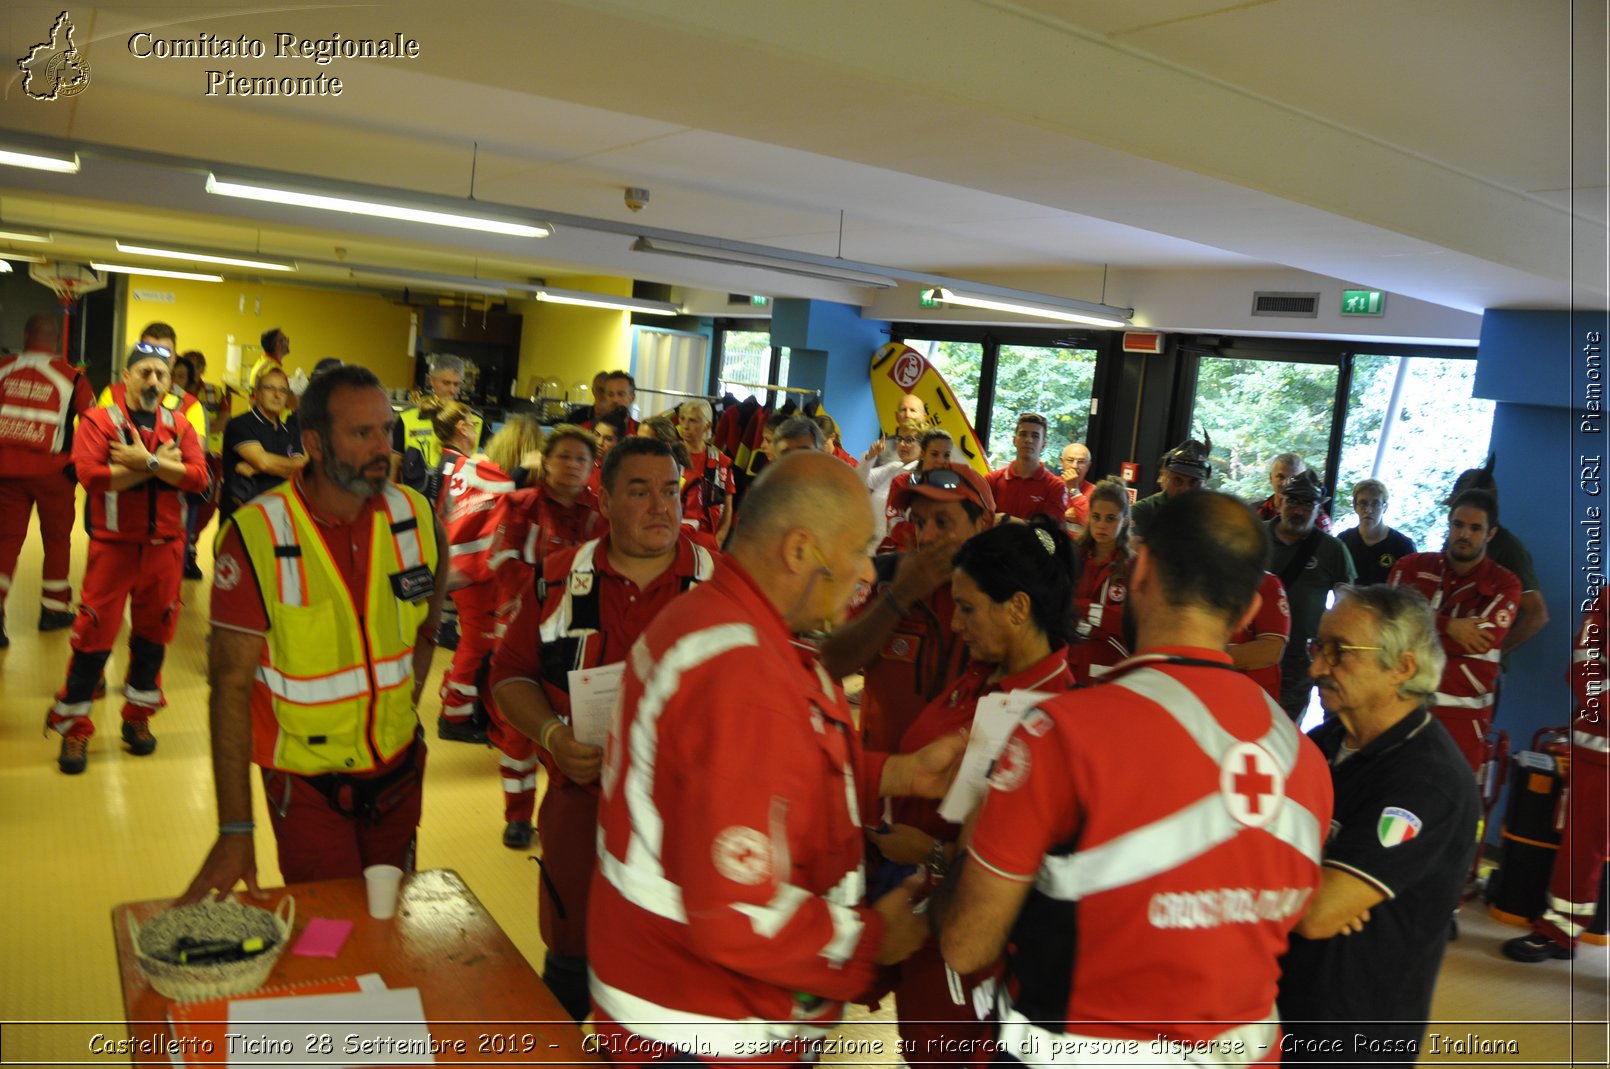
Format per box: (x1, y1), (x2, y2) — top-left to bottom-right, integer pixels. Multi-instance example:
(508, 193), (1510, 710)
(115, 241), (295, 272)
(0, 225), (52, 243)
(530, 286), (679, 316)
(207, 174), (551, 238)
(91, 262), (223, 282)
(633, 236), (897, 289)
(0, 251), (47, 263)
(923, 287), (1130, 328)
(0, 146), (79, 174)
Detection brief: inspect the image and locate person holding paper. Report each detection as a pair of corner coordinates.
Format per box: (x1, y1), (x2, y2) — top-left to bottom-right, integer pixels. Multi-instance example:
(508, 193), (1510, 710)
(588, 451), (964, 1064)
(489, 435), (716, 1020)
(932, 491), (1333, 1064)
(869, 517), (1077, 1064)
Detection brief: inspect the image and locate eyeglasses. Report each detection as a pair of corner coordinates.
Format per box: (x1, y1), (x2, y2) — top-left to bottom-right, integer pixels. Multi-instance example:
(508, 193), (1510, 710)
(1306, 637), (1384, 667)
(895, 436), (919, 446)
(133, 342), (173, 358)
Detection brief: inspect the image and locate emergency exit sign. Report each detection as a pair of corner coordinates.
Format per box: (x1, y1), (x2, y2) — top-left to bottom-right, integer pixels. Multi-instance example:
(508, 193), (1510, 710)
(750, 295), (769, 307)
(918, 289), (941, 308)
(1341, 289), (1386, 316)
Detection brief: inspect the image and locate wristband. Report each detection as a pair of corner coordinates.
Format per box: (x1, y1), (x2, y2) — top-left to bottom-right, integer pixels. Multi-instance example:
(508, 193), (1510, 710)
(539, 718), (563, 753)
(882, 588), (907, 617)
(927, 837), (949, 878)
(219, 821), (255, 836)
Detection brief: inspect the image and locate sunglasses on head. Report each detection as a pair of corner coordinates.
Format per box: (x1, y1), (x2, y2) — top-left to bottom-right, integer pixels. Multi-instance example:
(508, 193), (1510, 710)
(908, 467), (964, 492)
(133, 342), (173, 358)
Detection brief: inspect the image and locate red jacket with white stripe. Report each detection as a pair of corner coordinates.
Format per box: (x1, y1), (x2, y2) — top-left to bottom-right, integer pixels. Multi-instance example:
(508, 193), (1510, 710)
(1572, 588), (1607, 756)
(1068, 544), (1130, 684)
(487, 483), (608, 615)
(74, 400), (208, 542)
(588, 555), (891, 1058)
(1387, 552), (1521, 715)
(0, 349), (95, 478)
(437, 451), (516, 591)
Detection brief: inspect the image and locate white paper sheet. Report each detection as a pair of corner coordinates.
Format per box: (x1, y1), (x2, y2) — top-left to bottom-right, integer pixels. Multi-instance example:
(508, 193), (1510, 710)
(227, 987), (434, 1068)
(937, 690), (1049, 823)
(567, 660), (625, 747)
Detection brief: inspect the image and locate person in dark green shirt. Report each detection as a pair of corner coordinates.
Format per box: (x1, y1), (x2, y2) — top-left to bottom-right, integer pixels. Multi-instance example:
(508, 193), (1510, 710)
(1268, 470), (1357, 721)
(1128, 432), (1212, 540)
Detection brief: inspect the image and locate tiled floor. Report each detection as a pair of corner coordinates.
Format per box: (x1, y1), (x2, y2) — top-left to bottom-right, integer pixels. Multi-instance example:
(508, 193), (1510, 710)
(1, 514), (1604, 1067)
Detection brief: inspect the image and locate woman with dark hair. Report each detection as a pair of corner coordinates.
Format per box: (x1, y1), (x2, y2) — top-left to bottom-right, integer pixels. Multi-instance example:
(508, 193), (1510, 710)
(1068, 478), (1135, 684)
(869, 516), (1078, 1064)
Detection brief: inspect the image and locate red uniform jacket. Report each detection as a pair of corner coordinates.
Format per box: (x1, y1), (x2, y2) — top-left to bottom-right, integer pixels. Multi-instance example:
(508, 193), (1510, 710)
(437, 452), (516, 591)
(1230, 571), (1292, 701)
(1387, 552), (1521, 715)
(75, 401), (208, 541)
(681, 445), (736, 534)
(1573, 589), (1607, 756)
(487, 483), (607, 616)
(0, 349), (95, 477)
(1068, 545), (1131, 685)
(589, 556), (891, 1057)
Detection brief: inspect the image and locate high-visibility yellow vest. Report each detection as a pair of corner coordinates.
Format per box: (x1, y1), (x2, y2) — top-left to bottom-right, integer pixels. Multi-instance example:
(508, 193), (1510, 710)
(397, 403), (483, 473)
(230, 481), (439, 774)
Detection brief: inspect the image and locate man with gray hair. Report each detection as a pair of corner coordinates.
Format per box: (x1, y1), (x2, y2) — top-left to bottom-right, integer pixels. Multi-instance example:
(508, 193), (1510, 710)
(1277, 583), (1478, 1064)
(392, 352), (483, 491)
(773, 415), (825, 455)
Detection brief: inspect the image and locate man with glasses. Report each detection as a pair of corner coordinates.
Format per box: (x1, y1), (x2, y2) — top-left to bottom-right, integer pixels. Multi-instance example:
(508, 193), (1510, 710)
(0, 312), (95, 646)
(1270, 470), (1357, 722)
(220, 367), (305, 520)
(986, 412), (1068, 524)
(48, 343), (209, 774)
(822, 462), (994, 751)
(1338, 478), (1416, 585)
(1386, 489), (1521, 772)
(1060, 441), (1095, 531)
(393, 353), (483, 491)
(1277, 585), (1478, 1063)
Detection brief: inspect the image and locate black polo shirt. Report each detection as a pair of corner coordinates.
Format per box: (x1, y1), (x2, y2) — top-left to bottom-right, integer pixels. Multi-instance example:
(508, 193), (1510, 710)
(1277, 709), (1478, 1063)
(1338, 526), (1417, 586)
(220, 407), (300, 520)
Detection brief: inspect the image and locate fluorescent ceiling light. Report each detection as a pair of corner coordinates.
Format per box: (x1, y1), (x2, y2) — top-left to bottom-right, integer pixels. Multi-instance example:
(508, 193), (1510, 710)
(0, 146), (79, 174)
(0, 225), (52, 243)
(0, 261), (12, 273)
(633, 236), (897, 289)
(91, 262), (223, 282)
(350, 271), (512, 298)
(531, 287), (679, 316)
(207, 174), (550, 238)
(924, 288), (1130, 328)
(0, 251), (47, 263)
(115, 241), (295, 272)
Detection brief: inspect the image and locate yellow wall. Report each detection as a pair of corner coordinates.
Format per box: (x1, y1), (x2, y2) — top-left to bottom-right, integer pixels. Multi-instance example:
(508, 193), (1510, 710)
(512, 275), (634, 399)
(120, 276), (416, 392)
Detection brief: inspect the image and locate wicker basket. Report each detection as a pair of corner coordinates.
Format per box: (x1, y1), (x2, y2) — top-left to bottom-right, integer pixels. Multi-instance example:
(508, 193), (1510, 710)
(129, 896), (295, 1002)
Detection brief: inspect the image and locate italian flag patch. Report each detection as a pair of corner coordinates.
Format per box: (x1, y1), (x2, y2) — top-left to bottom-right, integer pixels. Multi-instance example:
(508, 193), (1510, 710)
(1377, 806), (1423, 846)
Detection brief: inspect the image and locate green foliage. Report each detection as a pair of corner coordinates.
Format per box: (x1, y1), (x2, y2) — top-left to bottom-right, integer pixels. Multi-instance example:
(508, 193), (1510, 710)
(912, 341), (1097, 469)
(1192, 358), (1340, 501)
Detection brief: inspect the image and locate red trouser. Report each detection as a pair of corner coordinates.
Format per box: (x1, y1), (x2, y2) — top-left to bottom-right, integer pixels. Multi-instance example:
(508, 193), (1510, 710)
(537, 780), (599, 957)
(439, 581), (498, 724)
(1536, 751), (1609, 949)
(1431, 706), (1490, 773)
(486, 679), (539, 824)
(0, 469), (76, 615)
(48, 539), (184, 737)
(892, 943), (993, 1067)
(261, 742), (427, 883)
(188, 455), (223, 547)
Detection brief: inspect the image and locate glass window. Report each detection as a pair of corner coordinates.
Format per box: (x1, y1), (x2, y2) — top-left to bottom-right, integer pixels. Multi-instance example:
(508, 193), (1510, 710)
(1334, 355), (1493, 548)
(904, 339), (984, 429)
(1190, 357), (1340, 504)
(716, 329), (775, 402)
(988, 345), (1098, 469)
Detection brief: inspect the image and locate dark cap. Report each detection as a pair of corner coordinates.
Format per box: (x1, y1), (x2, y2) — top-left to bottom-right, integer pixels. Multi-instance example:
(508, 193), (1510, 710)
(125, 341), (173, 370)
(889, 462), (995, 515)
(1160, 432), (1213, 479)
(1281, 469), (1329, 505)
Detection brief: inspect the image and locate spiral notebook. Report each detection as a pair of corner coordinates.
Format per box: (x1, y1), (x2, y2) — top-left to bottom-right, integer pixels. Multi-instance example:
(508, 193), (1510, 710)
(166, 974), (369, 1066)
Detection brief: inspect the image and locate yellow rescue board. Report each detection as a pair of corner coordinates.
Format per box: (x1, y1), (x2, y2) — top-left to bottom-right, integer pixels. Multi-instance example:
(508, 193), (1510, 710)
(869, 342), (989, 475)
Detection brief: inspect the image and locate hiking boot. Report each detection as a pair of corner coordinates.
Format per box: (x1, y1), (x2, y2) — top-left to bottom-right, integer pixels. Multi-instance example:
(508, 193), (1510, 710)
(58, 733), (89, 774)
(183, 555), (205, 581)
(1502, 933), (1574, 962)
(437, 716), (488, 744)
(121, 718), (157, 756)
(502, 820), (534, 850)
(38, 608), (75, 632)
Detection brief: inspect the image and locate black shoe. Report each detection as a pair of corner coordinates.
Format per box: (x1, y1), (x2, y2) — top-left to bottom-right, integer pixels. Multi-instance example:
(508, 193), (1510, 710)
(121, 718), (157, 756)
(1502, 933), (1574, 962)
(58, 733), (88, 774)
(183, 556), (205, 580)
(0, 617), (8, 649)
(435, 617), (460, 652)
(38, 608), (75, 632)
(502, 820), (534, 850)
(437, 717), (488, 744)
(1448, 915), (1459, 941)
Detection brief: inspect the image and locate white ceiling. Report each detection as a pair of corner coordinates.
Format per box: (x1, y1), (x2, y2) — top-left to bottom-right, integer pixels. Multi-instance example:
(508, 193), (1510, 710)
(0, 0), (1603, 334)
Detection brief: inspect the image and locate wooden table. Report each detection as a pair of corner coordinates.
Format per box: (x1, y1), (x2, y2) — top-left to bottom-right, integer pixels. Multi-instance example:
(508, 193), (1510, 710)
(113, 868), (599, 1065)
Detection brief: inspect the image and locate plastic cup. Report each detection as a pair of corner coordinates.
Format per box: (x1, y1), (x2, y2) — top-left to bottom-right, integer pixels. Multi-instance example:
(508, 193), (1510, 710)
(363, 864), (404, 919)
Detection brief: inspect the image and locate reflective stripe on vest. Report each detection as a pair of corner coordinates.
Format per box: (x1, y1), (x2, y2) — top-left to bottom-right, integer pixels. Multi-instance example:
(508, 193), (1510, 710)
(102, 404), (176, 535)
(234, 481), (437, 774)
(0, 355), (75, 452)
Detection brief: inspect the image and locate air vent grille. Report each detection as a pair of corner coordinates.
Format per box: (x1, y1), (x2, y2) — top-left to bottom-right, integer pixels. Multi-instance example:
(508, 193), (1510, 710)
(1251, 292), (1320, 318)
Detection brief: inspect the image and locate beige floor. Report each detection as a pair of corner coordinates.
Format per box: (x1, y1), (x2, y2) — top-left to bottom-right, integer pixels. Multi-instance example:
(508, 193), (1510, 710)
(0, 514), (1605, 1067)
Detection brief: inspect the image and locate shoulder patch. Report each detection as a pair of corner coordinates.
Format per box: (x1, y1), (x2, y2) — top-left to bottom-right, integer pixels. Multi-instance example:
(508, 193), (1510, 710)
(988, 736), (1031, 792)
(1377, 806), (1422, 846)
(1020, 709), (1054, 738)
(1219, 742), (1285, 829)
(712, 826), (772, 885)
(214, 552), (242, 592)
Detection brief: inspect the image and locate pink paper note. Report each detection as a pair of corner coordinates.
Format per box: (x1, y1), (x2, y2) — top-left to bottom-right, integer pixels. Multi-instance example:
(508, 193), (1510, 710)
(291, 917), (353, 958)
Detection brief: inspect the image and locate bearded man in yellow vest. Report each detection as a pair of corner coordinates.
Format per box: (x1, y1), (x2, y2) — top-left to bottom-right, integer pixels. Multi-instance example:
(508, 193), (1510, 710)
(179, 364), (449, 897)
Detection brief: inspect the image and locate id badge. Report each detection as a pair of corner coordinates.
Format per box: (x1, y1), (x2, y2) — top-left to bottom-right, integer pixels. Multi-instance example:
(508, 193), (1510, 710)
(390, 564), (435, 603)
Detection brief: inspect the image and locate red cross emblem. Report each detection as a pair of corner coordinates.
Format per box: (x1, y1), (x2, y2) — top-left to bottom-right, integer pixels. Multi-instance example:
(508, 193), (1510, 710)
(1219, 742), (1284, 829)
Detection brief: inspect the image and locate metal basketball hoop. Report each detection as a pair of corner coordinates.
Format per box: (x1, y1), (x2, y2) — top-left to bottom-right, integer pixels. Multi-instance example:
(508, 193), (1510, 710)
(29, 261), (108, 359)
